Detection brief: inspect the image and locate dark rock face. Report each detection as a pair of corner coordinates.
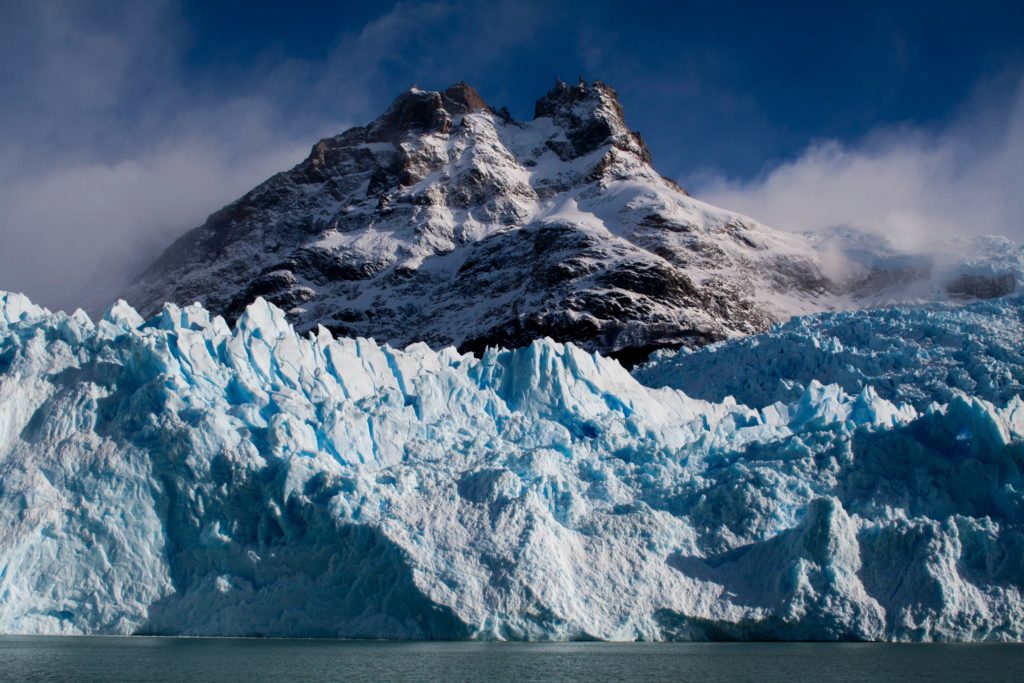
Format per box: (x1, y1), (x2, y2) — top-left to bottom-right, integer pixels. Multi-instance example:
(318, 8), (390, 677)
(368, 82), (491, 140)
(124, 79), (835, 361)
(947, 273), (1016, 300)
(535, 78), (652, 163)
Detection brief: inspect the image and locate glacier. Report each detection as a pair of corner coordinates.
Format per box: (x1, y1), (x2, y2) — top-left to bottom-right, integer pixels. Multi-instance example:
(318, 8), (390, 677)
(0, 290), (1023, 641)
(634, 297), (1024, 410)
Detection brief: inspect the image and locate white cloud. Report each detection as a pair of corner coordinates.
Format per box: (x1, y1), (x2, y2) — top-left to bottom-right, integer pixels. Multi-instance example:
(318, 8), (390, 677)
(0, 1), (313, 312)
(696, 77), (1024, 250)
(0, 0), (546, 313)
(0, 142), (307, 313)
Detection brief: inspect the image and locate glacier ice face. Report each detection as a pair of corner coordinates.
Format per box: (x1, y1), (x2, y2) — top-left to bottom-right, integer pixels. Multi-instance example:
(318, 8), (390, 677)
(0, 291), (1023, 640)
(635, 296), (1024, 411)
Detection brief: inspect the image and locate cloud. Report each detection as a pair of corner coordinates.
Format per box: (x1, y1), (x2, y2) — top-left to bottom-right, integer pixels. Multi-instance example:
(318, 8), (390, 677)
(694, 75), (1024, 250)
(0, 142), (307, 313)
(0, 0), (547, 314)
(0, 1), (312, 312)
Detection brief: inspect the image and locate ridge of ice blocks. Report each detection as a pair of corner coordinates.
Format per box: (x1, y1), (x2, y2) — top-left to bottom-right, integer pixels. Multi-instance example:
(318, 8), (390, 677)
(635, 296), (1024, 411)
(1, 290), (1023, 641)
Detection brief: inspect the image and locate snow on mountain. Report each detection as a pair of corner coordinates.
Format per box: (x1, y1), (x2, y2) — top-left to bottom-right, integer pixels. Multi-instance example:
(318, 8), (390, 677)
(1, 290), (1023, 640)
(120, 80), (1024, 367)
(122, 79), (840, 365)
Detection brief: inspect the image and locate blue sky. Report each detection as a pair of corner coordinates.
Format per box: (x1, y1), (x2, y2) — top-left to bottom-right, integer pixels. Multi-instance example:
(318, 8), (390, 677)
(0, 0), (1022, 309)
(180, 0), (1024, 179)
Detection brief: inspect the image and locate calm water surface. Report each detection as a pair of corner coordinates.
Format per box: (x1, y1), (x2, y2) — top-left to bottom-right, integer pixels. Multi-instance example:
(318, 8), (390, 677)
(0, 637), (1022, 682)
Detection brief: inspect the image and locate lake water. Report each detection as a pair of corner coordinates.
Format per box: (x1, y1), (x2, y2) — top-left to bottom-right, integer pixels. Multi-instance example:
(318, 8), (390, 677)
(1, 637), (1022, 682)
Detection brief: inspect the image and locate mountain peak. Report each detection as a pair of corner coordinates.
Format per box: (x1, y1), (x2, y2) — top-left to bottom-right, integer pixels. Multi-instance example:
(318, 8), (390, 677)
(534, 77), (651, 164)
(442, 81), (489, 114)
(533, 76), (614, 117)
(368, 82), (491, 141)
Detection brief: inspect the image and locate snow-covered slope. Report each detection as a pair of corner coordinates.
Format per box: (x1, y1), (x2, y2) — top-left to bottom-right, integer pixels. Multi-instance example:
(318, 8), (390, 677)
(123, 80), (840, 365)
(2, 290), (1023, 640)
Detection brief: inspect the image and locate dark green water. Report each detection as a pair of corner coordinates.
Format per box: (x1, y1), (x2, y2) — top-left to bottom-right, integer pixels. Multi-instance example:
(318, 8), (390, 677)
(1, 637), (1022, 682)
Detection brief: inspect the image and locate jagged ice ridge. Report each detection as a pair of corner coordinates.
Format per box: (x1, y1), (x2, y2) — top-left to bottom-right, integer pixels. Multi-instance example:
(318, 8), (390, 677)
(635, 296), (1024, 411)
(1, 291), (1023, 640)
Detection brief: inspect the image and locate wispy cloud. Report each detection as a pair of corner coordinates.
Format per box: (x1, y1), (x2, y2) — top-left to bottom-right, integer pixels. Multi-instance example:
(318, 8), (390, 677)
(694, 74), (1024, 249)
(0, 0), (547, 313)
(0, 1), (315, 312)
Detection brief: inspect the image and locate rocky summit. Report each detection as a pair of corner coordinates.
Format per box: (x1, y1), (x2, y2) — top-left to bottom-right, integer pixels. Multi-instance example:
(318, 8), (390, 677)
(123, 79), (1022, 364)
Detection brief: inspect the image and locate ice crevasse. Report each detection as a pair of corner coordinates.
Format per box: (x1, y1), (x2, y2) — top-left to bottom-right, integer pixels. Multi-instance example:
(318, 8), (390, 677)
(0, 290), (1023, 641)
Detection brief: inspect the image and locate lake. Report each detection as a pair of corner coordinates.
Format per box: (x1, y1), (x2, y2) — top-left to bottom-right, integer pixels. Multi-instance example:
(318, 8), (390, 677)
(0, 637), (1022, 682)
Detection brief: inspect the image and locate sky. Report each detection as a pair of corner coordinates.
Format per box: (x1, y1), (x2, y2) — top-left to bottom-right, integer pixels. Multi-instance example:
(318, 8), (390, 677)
(1, 0), (1022, 310)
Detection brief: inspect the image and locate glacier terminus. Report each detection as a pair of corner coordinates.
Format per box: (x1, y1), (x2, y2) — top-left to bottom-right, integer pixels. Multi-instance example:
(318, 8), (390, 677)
(1, 291), (1023, 641)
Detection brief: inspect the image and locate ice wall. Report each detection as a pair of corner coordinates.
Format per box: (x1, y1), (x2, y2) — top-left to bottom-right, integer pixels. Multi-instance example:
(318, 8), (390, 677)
(634, 297), (1024, 410)
(0, 292), (1022, 640)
